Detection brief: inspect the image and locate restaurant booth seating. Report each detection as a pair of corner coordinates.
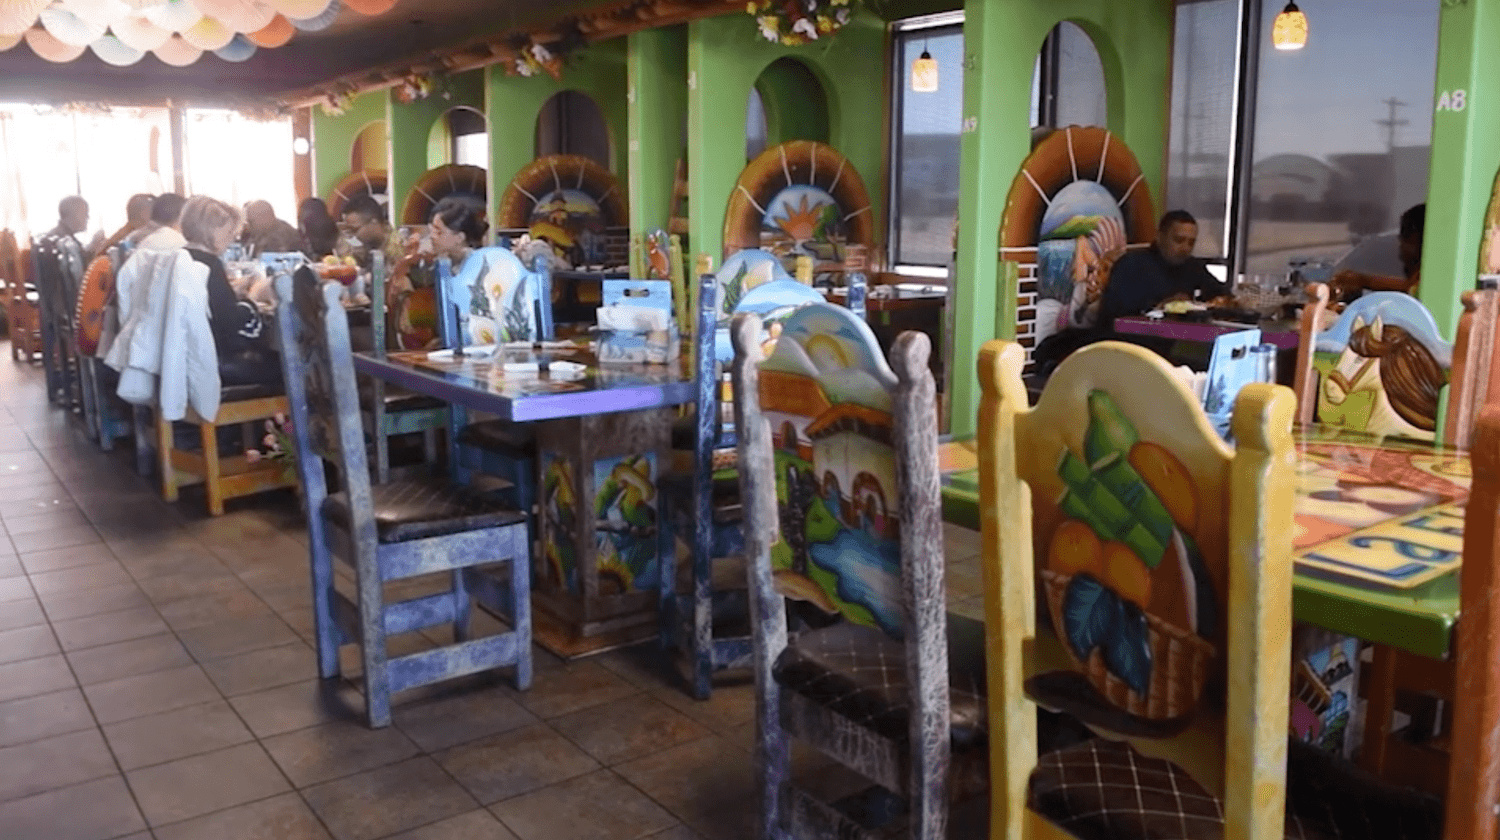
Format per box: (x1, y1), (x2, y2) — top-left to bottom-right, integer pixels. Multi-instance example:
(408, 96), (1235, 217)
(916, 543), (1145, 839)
(273, 266), (533, 728)
(976, 338), (1444, 840)
(731, 305), (987, 839)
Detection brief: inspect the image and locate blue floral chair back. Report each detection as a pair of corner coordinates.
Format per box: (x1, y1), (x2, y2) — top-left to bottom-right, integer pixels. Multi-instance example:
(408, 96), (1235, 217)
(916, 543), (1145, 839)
(436, 246), (554, 346)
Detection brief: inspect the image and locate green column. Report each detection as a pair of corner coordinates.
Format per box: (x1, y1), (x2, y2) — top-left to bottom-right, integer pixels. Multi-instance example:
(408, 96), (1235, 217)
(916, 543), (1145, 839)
(1418, 0), (1500, 337)
(388, 71), (486, 226)
(627, 26), (688, 235)
(949, 0), (1170, 438)
(310, 91), (388, 204)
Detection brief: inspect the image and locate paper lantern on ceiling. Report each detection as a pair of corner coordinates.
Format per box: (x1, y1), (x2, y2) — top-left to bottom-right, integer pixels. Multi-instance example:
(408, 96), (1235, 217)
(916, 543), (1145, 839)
(144, 0), (200, 31)
(181, 15), (231, 49)
(192, 0), (273, 33)
(111, 15), (169, 49)
(152, 32), (200, 64)
(90, 33), (145, 64)
(61, 0), (129, 27)
(288, 0), (336, 30)
(213, 31), (255, 60)
(40, 6), (106, 46)
(119, 0), (168, 9)
(246, 12), (290, 46)
(24, 27), (87, 61)
(0, 31), (20, 50)
(341, 0), (392, 14)
(0, 0), (50, 37)
(269, 0), (328, 20)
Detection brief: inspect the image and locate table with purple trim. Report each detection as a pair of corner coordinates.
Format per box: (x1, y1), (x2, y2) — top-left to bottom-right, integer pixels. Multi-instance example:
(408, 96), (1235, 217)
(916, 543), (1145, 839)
(354, 343), (697, 658)
(1112, 315), (1301, 349)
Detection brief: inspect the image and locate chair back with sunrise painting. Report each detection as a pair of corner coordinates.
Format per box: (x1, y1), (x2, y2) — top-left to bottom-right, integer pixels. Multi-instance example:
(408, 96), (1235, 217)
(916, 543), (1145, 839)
(978, 338), (1298, 839)
(1294, 283), (1452, 442)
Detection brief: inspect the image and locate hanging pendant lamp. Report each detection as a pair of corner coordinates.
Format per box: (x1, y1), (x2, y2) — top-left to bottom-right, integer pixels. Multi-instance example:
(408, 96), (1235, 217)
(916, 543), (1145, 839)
(910, 47), (937, 92)
(1272, 2), (1307, 50)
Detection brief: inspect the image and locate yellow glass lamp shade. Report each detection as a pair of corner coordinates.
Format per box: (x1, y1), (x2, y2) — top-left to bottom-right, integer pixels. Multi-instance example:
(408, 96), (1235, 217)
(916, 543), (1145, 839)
(1273, 2), (1307, 51)
(911, 49), (938, 93)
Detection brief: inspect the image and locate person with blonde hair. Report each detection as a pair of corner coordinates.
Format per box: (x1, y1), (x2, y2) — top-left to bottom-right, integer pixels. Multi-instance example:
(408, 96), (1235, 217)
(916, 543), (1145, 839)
(182, 195), (280, 389)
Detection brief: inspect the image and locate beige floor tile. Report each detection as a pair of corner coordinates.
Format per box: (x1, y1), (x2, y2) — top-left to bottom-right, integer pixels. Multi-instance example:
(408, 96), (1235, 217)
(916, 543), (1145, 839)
(512, 660), (640, 720)
(615, 736), (757, 840)
(380, 809), (521, 840)
(0, 729), (117, 803)
(51, 605), (169, 652)
(152, 792), (332, 840)
(0, 596), (44, 632)
(66, 632), (194, 686)
(83, 662), (219, 724)
(0, 775), (146, 840)
(434, 722), (599, 804)
(229, 679), (365, 739)
(156, 586), (275, 632)
(201, 641), (317, 697)
(393, 680), (536, 752)
(0, 654), (76, 703)
(550, 692), (712, 766)
(102, 699), (255, 770)
(0, 574), (35, 603)
(0, 687), (95, 748)
(125, 742), (291, 826)
(0, 624), (59, 664)
(302, 756), (478, 840)
(15, 543), (116, 575)
(490, 769), (676, 840)
(37, 582), (151, 622)
(177, 613), (300, 661)
(263, 719), (420, 787)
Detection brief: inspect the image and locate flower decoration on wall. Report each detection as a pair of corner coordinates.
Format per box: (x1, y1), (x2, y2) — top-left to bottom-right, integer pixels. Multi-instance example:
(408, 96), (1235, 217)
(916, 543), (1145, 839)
(747, 0), (856, 46)
(505, 36), (563, 81)
(393, 72), (435, 105)
(0, 0), (399, 67)
(321, 86), (353, 116)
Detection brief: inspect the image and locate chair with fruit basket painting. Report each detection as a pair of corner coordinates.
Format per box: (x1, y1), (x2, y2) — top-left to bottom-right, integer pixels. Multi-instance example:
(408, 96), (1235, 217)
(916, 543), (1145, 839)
(977, 337), (1445, 840)
(731, 303), (988, 840)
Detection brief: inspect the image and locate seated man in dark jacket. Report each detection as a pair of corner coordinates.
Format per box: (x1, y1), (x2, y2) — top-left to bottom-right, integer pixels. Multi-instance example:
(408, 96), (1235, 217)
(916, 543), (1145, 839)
(1096, 209), (1230, 329)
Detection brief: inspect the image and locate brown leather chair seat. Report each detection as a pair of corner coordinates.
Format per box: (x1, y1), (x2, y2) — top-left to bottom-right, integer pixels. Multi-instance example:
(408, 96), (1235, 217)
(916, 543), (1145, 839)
(1028, 737), (1443, 840)
(772, 613), (987, 750)
(322, 477), (527, 543)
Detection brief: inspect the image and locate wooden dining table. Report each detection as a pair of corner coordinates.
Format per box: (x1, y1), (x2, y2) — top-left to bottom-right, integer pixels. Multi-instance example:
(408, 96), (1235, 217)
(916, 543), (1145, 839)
(939, 423), (1472, 661)
(354, 342), (697, 657)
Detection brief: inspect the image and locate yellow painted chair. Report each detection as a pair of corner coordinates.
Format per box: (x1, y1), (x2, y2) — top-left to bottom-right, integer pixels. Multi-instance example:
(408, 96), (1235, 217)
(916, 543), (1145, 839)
(977, 338), (1442, 840)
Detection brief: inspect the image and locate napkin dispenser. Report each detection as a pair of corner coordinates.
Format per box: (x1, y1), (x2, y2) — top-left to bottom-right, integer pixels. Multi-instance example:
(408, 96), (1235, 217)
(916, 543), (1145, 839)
(597, 279), (679, 364)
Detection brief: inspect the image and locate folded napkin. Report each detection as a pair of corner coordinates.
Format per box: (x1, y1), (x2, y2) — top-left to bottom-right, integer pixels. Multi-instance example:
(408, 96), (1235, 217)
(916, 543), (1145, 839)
(426, 344), (498, 360)
(502, 360), (587, 377)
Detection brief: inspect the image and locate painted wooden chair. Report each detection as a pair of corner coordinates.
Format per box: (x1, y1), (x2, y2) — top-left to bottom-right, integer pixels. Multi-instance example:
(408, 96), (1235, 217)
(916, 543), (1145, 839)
(1443, 403), (1500, 840)
(364, 252), (446, 483)
(978, 337), (1443, 840)
(1444, 286), (1500, 450)
(733, 304), (987, 839)
(1292, 283), (1452, 441)
(74, 250), (132, 449)
(435, 247), (554, 508)
(31, 233), (83, 409)
(272, 266), (532, 728)
(660, 252), (858, 699)
(5, 244), (43, 363)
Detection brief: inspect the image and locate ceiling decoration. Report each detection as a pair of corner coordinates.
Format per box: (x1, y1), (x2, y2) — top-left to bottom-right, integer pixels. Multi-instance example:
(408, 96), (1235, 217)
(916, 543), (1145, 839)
(0, 0), (396, 64)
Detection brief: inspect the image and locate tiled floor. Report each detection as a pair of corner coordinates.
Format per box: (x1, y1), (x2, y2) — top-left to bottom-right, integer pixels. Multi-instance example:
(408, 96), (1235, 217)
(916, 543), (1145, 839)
(0, 348), (988, 840)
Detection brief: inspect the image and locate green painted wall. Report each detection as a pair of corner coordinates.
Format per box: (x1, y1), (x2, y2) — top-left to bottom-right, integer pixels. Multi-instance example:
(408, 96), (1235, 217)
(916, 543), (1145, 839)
(1419, 0), (1500, 341)
(388, 71), (486, 225)
(484, 39), (630, 231)
(310, 91), (389, 206)
(686, 9), (889, 271)
(627, 26), (688, 235)
(948, 0), (1173, 437)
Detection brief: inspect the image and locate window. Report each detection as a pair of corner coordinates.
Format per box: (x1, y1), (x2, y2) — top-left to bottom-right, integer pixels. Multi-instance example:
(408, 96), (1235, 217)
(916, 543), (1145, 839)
(1050, 22), (1107, 130)
(447, 107), (488, 168)
(535, 91), (610, 169)
(184, 109), (298, 224)
(1241, 0), (1439, 275)
(1165, 0), (1239, 259)
(889, 18), (963, 269)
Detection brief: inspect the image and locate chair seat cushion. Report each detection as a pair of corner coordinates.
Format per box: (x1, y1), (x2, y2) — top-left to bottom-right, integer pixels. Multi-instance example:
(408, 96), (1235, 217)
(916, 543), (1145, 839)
(383, 389), (445, 412)
(1028, 737), (1442, 840)
(659, 471), (741, 524)
(220, 381), (283, 402)
(456, 419), (536, 458)
(322, 477), (527, 543)
(771, 614), (987, 750)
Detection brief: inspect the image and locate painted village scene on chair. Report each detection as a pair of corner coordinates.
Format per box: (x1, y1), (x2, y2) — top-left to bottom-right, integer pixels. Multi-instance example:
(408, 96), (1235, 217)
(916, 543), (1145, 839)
(756, 304), (906, 637)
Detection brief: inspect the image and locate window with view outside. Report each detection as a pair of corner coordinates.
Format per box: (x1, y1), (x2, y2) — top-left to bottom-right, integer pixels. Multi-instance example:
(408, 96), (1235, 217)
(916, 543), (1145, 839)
(890, 25), (964, 268)
(1164, 0), (1238, 259)
(1243, 0), (1437, 277)
(1051, 22), (1107, 131)
(184, 108), (298, 225)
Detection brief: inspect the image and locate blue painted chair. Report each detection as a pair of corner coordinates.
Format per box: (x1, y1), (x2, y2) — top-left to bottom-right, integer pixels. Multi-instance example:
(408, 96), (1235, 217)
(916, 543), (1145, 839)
(272, 266), (532, 728)
(435, 247), (554, 509)
(731, 304), (987, 839)
(365, 252), (447, 482)
(659, 250), (863, 699)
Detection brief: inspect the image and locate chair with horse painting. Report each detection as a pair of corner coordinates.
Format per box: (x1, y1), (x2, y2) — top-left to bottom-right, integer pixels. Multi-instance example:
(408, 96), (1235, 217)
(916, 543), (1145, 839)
(1292, 285), (1451, 442)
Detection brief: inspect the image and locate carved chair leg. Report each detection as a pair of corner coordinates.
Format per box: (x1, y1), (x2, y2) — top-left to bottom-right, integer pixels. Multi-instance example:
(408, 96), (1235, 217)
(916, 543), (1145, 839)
(199, 420), (225, 516)
(156, 412), (178, 502)
(358, 564), (392, 729)
(510, 535), (532, 691)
